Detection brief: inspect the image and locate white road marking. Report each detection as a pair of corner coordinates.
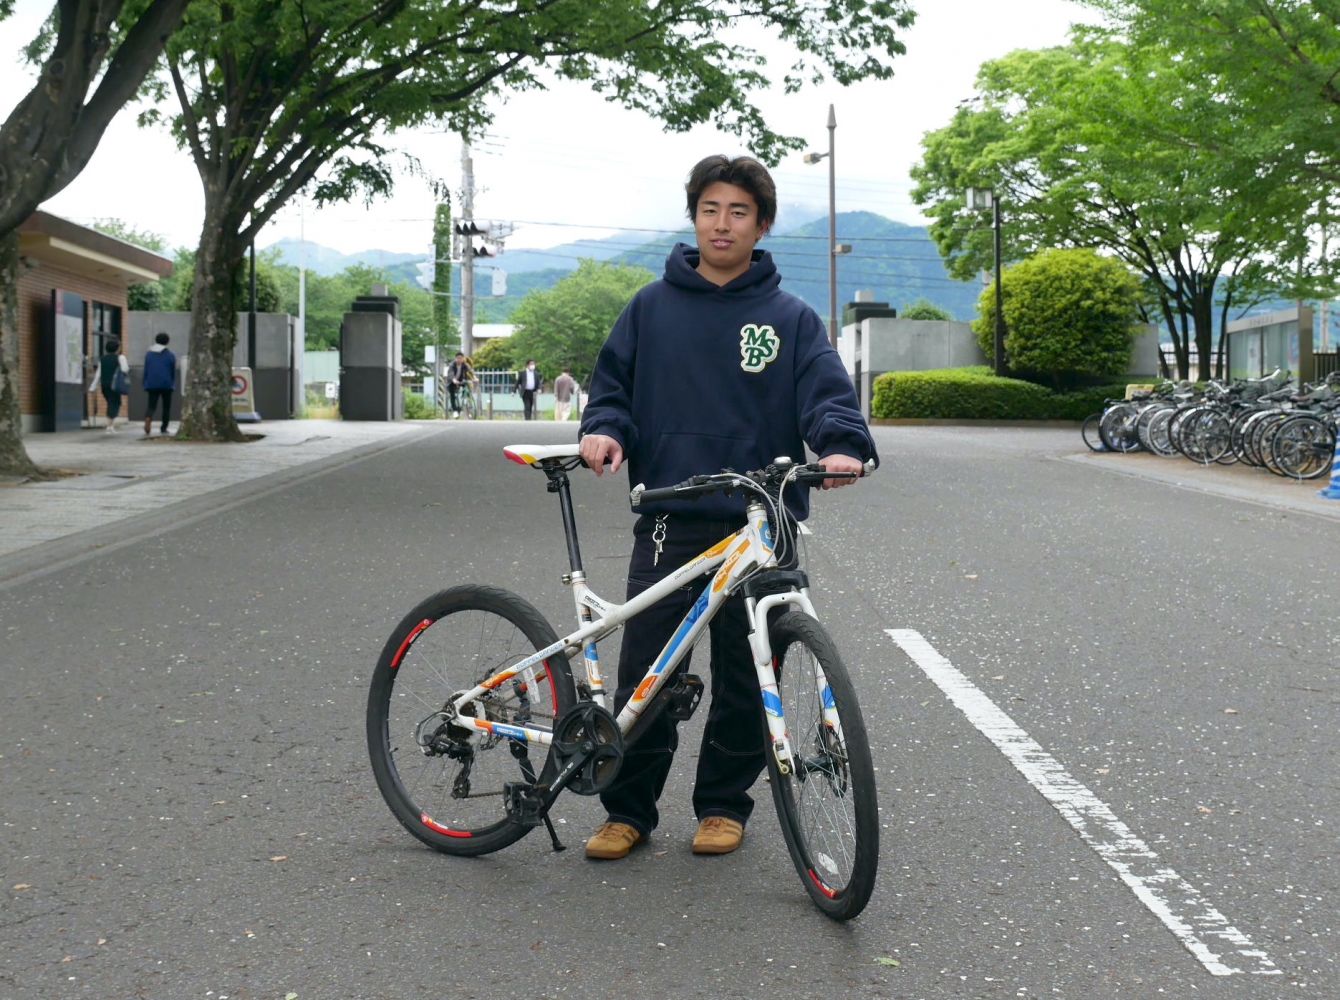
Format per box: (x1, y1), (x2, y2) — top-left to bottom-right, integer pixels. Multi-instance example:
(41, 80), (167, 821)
(885, 628), (1280, 978)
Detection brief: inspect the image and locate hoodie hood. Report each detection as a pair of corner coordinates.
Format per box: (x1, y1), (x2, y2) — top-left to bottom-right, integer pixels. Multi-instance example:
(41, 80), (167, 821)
(662, 242), (781, 296)
(149, 343), (168, 352)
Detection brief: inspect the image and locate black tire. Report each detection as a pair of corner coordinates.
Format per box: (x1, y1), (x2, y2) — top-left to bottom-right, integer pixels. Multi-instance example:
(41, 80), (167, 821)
(367, 585), (574, 856)
(1080, 412), (1107, 452)
(765, 611), (879, 921)
(1099, 403), (1142, 453)
(461, 389), (478, 420)
(1272, 415), (1337, 480)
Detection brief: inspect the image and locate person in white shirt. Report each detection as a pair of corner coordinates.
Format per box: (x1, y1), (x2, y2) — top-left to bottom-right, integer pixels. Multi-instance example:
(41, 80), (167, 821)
(89, 340), (130, 433)
(513, 359), (544, 420)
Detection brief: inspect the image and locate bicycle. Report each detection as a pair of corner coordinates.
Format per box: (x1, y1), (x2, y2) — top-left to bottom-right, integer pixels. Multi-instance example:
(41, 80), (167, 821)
(366, 444), (880, 920)
(450, 380), (479, 420)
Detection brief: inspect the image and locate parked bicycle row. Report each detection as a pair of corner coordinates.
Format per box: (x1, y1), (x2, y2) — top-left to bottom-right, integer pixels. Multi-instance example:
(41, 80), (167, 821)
(1081, 369), (1340, 480)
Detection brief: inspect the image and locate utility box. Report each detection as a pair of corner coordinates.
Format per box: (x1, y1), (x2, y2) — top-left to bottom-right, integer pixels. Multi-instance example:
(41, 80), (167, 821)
(339, 289), (402, 420)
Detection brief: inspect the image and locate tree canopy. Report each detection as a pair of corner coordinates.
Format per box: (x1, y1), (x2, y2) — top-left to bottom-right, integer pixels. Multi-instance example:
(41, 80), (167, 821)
(1087, 0), (1340, 186)
(0, 0), (190, 476)
(158, 0), (915, 440)
(910, 33), (1325, 378)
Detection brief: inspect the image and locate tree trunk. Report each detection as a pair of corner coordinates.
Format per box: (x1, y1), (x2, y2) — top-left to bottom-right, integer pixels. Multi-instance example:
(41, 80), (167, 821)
(0, 228), (42, 479)
(1191, 288), (1215, 382)
(179, 214), (246, 442)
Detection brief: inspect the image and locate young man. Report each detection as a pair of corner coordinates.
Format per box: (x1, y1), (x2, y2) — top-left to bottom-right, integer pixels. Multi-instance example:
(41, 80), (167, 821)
(514, 359), (543, 420)
(142, 332), (177, 435)
(553, 367), (579, 422)
(445, 351), (475, 419)
(578, 154), (877, 861)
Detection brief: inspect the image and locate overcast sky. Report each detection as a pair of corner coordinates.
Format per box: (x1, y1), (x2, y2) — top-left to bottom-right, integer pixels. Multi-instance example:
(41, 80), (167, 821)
(2, 1), (1094, 258)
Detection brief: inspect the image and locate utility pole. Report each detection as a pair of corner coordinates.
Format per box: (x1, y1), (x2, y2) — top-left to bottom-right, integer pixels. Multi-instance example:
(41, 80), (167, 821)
(460, 141), (476, 358)
(826, 104), (837, 348)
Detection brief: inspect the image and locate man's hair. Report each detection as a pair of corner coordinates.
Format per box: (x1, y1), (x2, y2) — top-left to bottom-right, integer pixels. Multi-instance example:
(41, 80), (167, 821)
(105, 340), (120, 354)
(454, 352), (464, 358)
(685, 155), (777, 231)
(155, 332), (170, 345)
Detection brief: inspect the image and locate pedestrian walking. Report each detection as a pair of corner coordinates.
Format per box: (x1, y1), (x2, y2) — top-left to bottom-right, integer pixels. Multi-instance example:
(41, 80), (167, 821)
(514, 359), (544, 420)
(141, 332), (177, 436)
(90, 339), (130, 434)
(553, 368), (579, 422)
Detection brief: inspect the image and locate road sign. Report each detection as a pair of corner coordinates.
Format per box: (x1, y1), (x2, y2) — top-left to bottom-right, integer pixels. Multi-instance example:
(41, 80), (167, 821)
(232, 367), (261, 423)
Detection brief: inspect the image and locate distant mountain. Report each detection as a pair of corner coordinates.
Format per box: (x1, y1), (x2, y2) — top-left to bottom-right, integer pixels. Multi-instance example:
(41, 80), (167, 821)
(264, 212), (985, 322)
(264, 238), (425, 277)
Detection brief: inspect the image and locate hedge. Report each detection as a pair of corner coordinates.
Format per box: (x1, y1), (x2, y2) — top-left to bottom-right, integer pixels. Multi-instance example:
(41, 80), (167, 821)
(871, 367), (1128, 421)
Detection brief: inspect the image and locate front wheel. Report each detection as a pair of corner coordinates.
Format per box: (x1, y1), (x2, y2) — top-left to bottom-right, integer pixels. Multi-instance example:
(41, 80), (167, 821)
(765, 612), (879, 920)
(366, 585), (574, 856)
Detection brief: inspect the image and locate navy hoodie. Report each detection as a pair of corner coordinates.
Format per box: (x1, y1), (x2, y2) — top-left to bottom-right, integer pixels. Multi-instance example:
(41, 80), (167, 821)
(580, 244), (877, 521)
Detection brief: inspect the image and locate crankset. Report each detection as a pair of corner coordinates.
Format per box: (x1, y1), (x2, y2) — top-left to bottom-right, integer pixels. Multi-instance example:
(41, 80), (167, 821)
(550, 702), (624, 795)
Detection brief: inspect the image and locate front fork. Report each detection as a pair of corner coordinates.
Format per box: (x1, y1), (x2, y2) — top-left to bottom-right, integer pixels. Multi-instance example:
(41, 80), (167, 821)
(746, 589), (832, 776)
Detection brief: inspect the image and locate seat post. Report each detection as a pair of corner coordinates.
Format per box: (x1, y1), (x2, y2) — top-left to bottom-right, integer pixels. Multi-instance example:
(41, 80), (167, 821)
(545, 466), (584, 573)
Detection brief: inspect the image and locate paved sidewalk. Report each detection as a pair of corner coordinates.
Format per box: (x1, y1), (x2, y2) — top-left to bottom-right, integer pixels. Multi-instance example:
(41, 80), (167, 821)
(1063, 448), (1340, 522)
(0, 419), (436, 582)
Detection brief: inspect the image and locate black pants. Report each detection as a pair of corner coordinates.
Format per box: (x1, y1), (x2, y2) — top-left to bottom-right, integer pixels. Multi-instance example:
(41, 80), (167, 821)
(600, 515), (767, 836)
(100, 386), (122, 420)
(520, 389), (538, 419)
(146, 389), (172, 431)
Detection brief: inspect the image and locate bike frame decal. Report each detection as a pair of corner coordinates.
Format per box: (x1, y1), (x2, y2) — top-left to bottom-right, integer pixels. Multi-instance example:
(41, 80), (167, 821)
(390, 618), (434, 669)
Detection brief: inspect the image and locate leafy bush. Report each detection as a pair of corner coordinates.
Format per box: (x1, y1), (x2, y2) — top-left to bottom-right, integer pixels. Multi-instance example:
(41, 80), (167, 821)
(898, 298), (954, 321)
(973, 248), (1141, 386)
(871, 368), (1127, 420)
(402, 391), (436, 420)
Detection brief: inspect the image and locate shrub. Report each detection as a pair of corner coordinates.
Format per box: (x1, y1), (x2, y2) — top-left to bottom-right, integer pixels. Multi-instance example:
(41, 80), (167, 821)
(898, 298), (954, 321)
(973, 248), (1141, 386)
(870, 368), (1127, 420)
(402, 391), (436, 420)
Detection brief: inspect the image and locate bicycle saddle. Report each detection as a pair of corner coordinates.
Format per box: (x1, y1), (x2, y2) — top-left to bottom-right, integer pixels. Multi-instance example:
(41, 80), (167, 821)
(503, 444), (583, 467)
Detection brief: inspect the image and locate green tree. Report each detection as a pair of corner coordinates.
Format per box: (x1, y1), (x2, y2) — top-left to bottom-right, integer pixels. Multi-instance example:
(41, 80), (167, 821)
(509, 260), (655, 387)
(899, 298), (953, 321)
(910, 36), (1321, 379)
(158, 0), (914, 441)
(973, 248), (1140, 386)
(1087, 0), (1340, 187)
(469, 335), (518, 373)
(91, 218), (178, 309)
(0, 0), (190, 476)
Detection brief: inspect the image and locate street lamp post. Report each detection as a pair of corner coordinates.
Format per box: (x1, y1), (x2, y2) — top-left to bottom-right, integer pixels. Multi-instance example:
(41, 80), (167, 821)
(967, 186), (1006, 376)
(804, 105), (849, 348)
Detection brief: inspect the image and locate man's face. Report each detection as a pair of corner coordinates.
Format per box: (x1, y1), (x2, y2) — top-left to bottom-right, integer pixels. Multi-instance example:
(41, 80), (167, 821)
(693, 181), (767, 284)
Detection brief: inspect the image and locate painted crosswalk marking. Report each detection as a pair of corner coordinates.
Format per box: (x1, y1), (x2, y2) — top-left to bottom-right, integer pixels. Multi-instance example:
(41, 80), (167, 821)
(886, 628), (1280, 977)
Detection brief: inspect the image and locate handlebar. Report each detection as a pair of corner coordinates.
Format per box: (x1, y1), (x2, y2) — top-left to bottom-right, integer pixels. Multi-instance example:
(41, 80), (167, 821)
(630, 457), (875, 507)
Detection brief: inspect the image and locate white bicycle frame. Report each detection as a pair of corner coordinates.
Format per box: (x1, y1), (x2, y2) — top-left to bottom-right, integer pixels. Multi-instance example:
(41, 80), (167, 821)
(440, 462), (841, 774)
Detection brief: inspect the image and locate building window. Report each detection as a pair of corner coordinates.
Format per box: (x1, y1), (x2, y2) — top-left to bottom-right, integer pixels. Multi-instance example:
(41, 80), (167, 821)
(92, 301), (122, 353)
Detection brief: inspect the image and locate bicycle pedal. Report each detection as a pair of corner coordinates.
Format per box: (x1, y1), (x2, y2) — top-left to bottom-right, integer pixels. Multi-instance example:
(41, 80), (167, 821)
(665, 673), (704, 721)
(503, 782), (546, 827)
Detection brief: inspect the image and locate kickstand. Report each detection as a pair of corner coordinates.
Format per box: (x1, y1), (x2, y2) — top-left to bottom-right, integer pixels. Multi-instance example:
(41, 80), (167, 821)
(542, 813), (566, 852)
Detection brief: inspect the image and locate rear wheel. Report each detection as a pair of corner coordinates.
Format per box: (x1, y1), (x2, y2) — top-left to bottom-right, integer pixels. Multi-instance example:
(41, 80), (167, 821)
(765, 611), (879, 921)
(1081, 412), (1107, 452)
(366, 586), (574, 856)
(1272, 415), (1337, 480)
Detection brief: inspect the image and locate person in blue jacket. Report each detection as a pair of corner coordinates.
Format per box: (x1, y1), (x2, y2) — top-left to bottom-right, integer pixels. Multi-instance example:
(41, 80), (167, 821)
(141, 332), (177, 436)
(578, 154), (878, 861)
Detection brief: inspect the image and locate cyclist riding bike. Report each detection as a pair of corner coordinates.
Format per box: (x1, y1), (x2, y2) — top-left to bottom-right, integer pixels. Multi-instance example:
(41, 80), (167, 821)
(446, 352), (477, 419)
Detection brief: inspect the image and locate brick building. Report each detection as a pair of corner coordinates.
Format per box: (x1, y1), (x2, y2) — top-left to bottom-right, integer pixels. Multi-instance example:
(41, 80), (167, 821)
(16, 211), (173, 432)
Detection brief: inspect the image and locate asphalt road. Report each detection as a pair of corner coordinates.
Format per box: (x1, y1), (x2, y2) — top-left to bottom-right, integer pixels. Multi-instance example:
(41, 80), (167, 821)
(2, 421), (1336, 999)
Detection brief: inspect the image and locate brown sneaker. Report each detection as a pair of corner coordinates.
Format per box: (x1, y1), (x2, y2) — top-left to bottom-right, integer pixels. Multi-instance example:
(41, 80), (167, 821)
(585, 821), (642, 860)
(691, 816), (744, 855)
